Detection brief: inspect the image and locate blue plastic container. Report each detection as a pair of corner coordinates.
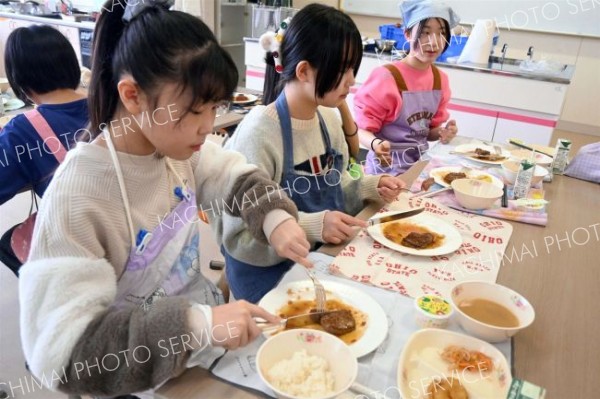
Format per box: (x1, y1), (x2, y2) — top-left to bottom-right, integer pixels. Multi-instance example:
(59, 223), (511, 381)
(437, 35), (469, 62)
(379, 24), (409, 51)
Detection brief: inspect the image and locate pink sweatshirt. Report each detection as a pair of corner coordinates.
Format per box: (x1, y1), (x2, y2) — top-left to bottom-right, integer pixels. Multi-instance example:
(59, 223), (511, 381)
(354, 61), (451, 133)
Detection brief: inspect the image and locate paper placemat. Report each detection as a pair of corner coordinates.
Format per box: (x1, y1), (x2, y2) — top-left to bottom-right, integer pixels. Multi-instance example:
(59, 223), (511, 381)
(211, 254), (512, 399)
(330, 195), (513, 299)
(410, 156), (548, 226)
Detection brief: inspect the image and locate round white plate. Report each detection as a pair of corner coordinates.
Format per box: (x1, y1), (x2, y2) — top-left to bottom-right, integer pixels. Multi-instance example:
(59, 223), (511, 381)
(397, 329), (512, 399)
(258, 279), (388, 358)
(429, 166), (504, 189)
(231, 92), (258, 105)
(366, 211), (462, 256)
(453, 144), (512, 165)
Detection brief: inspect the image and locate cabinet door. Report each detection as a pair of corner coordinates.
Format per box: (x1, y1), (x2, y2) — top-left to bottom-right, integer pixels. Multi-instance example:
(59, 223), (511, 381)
(448, 108), (497, 142)
(493, 114), (555, 146)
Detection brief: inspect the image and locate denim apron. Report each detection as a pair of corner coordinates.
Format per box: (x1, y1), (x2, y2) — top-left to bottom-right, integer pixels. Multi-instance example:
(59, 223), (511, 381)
(365, 64), (443, 176)
(224, 92), (345, 303)
(102, 130), (225, 398)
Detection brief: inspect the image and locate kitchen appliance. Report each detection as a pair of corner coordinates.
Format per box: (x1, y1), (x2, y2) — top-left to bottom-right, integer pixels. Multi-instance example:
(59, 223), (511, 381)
(79, 27), (93, 69)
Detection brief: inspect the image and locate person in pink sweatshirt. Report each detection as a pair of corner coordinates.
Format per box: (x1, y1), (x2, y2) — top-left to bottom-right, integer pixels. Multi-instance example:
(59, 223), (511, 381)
(354, 0), (460, 175)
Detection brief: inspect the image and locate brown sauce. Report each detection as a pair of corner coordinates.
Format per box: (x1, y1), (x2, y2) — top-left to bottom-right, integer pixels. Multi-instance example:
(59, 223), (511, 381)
(276, 298), (368, 345)
(382, 222), (444, 249)
(459, 298), (520, 328)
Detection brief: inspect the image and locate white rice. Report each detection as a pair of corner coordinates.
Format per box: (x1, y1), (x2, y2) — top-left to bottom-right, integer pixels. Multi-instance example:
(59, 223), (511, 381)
(266, 349), (335, 398)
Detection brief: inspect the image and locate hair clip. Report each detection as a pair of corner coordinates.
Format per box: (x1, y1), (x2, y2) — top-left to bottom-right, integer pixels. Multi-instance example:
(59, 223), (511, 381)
(259, 17), (292, 74)
(122, 0), (174, 23)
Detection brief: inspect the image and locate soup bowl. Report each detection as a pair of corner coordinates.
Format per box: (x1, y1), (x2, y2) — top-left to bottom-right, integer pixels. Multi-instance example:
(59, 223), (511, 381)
(451, 179), (503, 210)
(256, 329), (357, 399)
(501, 161), (548, 186)
(450, 281), (535, 343)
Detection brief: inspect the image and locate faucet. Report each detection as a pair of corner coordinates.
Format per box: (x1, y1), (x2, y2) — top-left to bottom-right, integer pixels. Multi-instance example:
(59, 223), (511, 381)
(527, 46), (534, 60)
(500, 43), (508, 65)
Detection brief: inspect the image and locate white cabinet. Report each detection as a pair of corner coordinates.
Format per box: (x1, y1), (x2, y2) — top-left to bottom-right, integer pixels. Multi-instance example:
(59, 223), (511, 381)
(449, 108), (498, 142)
(492, 112), (556, 146)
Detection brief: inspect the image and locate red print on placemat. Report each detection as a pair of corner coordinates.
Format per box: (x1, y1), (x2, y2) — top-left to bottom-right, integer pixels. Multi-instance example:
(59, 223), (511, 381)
(423, 202), (449, 216)
(472, 231), (504, 245)
(385, 262), (418, 277)
(329, 262), (342, 274)
(421, 284), (443, 297)
(366, 251), (387, 268)
(462, 259), (492, 273)
(427, 267), (456, 282)
(479, 220), (506, 231)
(430, 255), (450, 262)
(454, 242), (482, 256)
(392, 281), (409, 296)
(338, 245), (356, 258)
(350, 274), (372, 283)
(372, 241), (384, 250)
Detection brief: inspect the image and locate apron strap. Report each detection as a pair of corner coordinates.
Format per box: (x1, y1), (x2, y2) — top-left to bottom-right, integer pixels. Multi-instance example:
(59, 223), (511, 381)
(24, 109), (67, 163)
(384, 64), (409, 93)
(431, 65), (442, 90)
(275, 92), (296, 174)
(103, 129), (137, 249)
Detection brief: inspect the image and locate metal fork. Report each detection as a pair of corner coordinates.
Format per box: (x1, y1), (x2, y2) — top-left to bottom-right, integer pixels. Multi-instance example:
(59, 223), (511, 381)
(305, 268), (327, 312)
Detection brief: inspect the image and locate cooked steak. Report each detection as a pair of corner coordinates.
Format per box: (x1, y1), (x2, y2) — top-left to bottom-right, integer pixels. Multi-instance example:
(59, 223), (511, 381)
(402, 232), (434, 249)
(319, 309), (356, 336)
(475, 148), (490, 156)
(443, 172), (467, 184)
(421, 177), (435, 191)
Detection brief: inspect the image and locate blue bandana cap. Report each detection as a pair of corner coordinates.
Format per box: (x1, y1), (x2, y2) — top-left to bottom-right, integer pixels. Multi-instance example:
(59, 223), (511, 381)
(400, 0), (460, 30)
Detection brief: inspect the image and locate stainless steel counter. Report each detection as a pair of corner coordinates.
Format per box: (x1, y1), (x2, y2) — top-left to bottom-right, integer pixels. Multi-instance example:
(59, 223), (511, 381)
(362, 50), (575, 84)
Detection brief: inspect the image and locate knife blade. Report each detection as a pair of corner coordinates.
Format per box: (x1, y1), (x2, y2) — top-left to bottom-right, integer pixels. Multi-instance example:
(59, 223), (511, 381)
(368, 208), (425, 226)
(256, 310), (338, 331)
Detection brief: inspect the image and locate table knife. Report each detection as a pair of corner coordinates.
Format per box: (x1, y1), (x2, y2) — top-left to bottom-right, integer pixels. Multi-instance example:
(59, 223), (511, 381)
(367, 208), (425, 226)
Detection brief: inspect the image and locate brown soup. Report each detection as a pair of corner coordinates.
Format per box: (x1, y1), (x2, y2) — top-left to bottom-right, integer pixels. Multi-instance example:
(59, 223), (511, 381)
(459, 299), (520, 328)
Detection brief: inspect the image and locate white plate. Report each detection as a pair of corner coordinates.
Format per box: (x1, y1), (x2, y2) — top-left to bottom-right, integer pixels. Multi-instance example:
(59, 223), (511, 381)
(397, 329), (512, 399)
(430, 166), (504, 189)
(231, 92), (258, 105)
(258, 280), (388, 358)
(453, 144), (512, 165)
(366, 212), (462, 256)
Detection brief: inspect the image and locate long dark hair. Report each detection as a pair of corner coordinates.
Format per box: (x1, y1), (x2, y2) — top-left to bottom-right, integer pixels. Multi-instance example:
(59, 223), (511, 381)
(263, 3), (362, 105)
(5, 25), (80, 104)
(89, 0), (238, 137)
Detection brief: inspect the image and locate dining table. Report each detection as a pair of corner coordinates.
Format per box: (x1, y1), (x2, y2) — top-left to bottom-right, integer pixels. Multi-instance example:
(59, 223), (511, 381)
(154, 136), (599, 399)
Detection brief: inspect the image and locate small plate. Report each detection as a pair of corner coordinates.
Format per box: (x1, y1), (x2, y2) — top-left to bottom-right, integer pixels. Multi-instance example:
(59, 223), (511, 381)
(397, 329), (512, 399)
(430, 166), (504, 189)
(231, 92), (258, 105)
(259, 280), (388, 358)
(453, 144), (512, 165)
(3, 98), (26, 111)
(366, 211), (462, 256)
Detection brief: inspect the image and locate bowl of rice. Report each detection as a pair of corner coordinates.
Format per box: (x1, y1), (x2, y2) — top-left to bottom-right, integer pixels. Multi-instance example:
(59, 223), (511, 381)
(256, 329), (357, 399)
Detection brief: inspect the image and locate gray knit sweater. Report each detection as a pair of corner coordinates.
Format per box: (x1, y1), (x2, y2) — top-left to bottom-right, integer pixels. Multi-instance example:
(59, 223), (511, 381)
(212, 104), (382, 266)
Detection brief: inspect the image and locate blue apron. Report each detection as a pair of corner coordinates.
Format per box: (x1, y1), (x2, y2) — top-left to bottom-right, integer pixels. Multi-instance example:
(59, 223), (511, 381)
(224, 92), (345, 303)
